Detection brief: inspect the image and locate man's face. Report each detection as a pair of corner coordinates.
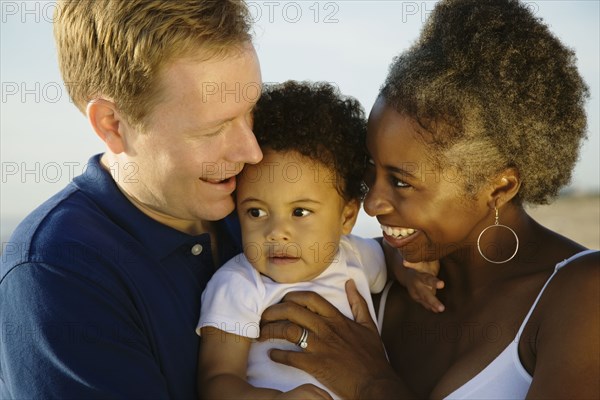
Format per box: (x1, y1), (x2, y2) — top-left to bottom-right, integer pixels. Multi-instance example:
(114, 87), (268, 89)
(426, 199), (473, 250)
(114, 44), (263, 233)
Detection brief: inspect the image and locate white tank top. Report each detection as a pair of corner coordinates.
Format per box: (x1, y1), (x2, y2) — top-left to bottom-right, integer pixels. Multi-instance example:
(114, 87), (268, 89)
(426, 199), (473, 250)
(377, 249), (598, 399)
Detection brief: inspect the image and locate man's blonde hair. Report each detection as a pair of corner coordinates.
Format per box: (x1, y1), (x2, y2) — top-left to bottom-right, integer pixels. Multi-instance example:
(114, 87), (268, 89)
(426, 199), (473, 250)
(54, 0), (252, 127)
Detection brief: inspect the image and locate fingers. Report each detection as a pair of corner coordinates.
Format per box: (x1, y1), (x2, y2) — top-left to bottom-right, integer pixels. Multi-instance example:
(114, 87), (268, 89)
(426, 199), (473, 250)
(417, 271), (445, 290)
(260, 286), (395, 399)
(263, 291), (340, 319)
(402, 260), (420, 270)
(278, 384), (334, 400)
(259, 292), (346, 352)
(345, 279), (379, 332)
(269, 347), (311, 370)
(261, 290), (344, 336)
(407, 272), (445, 313)
(418, 289), (446, 313)
(259, 320), (304, 343)
(403, 259), (440, 275)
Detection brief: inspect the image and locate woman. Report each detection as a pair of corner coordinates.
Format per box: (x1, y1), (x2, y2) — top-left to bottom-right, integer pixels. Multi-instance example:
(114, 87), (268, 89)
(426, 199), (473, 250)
(260, 0), (599, 398)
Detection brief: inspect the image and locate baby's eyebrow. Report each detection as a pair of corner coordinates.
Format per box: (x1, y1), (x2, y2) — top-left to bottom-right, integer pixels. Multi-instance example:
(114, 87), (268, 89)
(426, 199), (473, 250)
(290, 199), (322, 205)
(239, 197), (263, 205)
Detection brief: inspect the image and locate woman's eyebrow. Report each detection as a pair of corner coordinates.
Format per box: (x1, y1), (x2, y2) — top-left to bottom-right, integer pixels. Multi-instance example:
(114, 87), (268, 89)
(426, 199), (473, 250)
(386, 164), (418, 179)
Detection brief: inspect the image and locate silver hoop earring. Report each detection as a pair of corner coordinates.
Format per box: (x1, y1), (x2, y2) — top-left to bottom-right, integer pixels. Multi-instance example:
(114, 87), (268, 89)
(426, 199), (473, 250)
(477, 207), (519, 264)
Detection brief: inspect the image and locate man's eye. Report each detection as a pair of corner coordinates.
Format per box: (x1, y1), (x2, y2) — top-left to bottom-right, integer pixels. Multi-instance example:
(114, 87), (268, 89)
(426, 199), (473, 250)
(248, 208), (267, 218)
(292, 208), (311, 217)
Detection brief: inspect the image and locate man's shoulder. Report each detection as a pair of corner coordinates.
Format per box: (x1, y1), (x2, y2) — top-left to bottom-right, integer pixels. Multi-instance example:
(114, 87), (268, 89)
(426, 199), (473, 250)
(1, 182), (119, 279)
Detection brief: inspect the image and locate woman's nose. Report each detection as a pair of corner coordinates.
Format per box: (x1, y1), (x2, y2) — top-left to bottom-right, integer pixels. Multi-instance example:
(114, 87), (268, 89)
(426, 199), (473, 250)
(363, 182), (394, 217)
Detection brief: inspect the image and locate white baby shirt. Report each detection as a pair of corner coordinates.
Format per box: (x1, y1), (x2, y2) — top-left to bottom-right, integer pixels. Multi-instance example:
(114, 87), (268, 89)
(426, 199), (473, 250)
(197, 234), (386, 398)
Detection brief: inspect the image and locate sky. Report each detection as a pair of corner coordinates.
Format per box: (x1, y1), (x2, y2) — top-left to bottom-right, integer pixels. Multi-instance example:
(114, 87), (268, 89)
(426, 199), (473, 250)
(1, 0), (599, 240)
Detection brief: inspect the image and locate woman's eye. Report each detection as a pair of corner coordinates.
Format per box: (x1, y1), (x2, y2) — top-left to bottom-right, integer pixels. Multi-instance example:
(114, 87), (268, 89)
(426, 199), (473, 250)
(292, 208), (311, 217)
(248, 208), (267, 218)
(393, 177), (410, 188)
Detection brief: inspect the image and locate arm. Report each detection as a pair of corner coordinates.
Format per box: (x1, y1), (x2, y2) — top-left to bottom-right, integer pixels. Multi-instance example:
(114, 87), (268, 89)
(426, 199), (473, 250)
(260, 280), (420, 399)
(199, 327), (333, 400)
(199, 327), (279, 399)
(380, 238), (446, 312)
(526, 252), (599, 398)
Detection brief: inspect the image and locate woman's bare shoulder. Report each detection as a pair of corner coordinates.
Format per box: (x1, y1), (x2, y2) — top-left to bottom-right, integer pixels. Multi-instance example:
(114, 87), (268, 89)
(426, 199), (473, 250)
(520, 248), (599, 397)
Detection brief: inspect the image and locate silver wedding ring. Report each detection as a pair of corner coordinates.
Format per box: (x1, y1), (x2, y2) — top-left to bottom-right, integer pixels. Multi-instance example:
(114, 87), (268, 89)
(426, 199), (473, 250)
(296, 328), (309, 349)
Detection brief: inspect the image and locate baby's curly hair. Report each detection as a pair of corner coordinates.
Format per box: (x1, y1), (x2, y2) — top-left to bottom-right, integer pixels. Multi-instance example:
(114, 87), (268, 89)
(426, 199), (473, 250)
(252, 81), (367, 201)
(381, 0), (589, 204)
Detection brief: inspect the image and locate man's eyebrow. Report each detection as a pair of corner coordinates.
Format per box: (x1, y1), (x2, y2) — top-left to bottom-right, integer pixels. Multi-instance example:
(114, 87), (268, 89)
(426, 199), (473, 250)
(197, 117), (234, 130)
(198, 101), (258, 130)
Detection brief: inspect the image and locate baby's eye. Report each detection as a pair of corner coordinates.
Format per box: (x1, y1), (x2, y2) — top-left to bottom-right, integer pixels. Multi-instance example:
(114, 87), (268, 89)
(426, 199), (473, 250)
(248, 208), (267, 218)
(292, 208), (311, 217)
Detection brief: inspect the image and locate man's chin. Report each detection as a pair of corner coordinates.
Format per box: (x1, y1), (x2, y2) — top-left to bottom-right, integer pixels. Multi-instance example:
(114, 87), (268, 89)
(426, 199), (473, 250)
(199, 199), (236, 222)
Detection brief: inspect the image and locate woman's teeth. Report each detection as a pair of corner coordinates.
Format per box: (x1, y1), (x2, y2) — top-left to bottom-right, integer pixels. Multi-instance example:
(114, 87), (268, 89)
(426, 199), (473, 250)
(381, 224), (416, 239)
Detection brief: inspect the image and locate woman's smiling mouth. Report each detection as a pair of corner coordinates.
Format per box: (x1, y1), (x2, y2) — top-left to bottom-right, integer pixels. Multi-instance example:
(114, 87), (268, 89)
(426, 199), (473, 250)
(380, 224), (417, 239)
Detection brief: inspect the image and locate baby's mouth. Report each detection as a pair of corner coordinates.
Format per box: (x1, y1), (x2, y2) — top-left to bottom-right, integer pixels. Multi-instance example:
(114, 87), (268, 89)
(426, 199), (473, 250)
(381, 224), (417, 239)
(268, 255), (300, 264)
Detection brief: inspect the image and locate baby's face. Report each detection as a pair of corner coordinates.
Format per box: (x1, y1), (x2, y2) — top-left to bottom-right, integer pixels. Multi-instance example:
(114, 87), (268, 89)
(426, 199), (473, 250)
(236, 149), (357, 283)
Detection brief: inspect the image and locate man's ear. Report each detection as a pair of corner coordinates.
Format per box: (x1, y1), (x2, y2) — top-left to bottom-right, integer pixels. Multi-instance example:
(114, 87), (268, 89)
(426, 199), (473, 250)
(486, 167), (521, 209)
(341, 198), (360, 235)
(86, 99), (128, 154)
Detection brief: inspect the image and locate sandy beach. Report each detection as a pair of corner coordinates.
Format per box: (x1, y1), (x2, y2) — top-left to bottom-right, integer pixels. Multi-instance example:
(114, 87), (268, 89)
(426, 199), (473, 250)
(525, 193), (600, 250)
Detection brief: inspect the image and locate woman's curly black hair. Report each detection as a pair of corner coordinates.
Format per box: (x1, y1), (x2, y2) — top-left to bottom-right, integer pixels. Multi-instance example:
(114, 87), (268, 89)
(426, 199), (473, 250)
(381, 0), (589, 204)
(252, 80), (367, 201)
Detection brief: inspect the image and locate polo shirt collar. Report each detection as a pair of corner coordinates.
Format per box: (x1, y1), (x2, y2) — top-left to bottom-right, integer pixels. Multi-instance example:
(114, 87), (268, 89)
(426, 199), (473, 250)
(71, 154), (240, 261)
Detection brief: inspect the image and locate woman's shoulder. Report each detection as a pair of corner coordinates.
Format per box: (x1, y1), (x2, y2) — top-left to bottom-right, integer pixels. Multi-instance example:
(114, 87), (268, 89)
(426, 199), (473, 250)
(522, 224), (597, 328)
(518, 248), (599, 396)
(540, 248), (598, 306)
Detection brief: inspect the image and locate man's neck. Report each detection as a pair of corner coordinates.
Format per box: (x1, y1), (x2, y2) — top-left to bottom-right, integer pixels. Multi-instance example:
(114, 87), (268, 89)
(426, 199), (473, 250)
(99, 153), (212, 236)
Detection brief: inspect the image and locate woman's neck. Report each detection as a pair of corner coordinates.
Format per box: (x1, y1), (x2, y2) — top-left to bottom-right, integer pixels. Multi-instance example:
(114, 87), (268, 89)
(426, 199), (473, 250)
(439, 205), (541, 297)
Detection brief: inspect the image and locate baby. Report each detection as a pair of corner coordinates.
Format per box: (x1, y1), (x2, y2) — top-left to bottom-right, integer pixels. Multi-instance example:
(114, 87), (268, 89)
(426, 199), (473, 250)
(197, 81), (440, 399)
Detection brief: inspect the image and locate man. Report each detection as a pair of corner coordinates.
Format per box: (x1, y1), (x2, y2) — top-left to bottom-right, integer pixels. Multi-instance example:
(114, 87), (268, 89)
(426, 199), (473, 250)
(1, 1), (262, 398)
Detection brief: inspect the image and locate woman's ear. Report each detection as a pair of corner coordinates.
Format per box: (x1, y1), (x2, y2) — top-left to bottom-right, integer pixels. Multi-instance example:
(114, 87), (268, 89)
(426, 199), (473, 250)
(341, 199), (360, 235)
(86, 99), (128, 154)
(487, 167), (521, 209)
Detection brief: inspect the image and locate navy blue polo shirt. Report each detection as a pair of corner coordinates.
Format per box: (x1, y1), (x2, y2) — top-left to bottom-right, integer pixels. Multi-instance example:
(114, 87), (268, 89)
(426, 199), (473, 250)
(0, 154), (242, 399)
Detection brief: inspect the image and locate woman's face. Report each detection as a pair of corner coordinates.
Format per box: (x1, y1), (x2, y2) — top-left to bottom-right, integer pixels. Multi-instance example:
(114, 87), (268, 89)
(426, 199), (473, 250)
(363, 98), (490, 262)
